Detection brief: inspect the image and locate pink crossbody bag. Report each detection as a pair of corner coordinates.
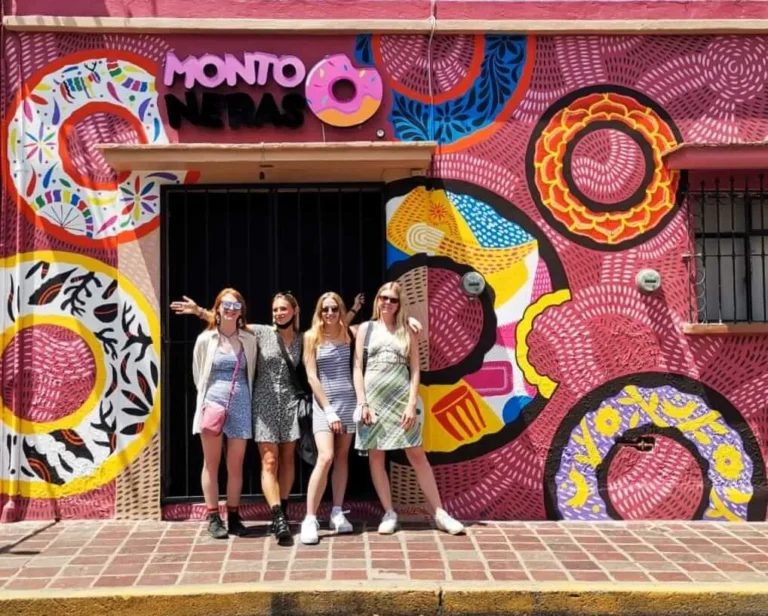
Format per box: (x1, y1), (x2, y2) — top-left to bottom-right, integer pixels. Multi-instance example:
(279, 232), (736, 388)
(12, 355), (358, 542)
(201, 348), (243, 436)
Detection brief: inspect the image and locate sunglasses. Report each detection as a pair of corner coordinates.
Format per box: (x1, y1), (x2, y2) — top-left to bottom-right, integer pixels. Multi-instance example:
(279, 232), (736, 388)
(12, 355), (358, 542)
(379, 295), (400, 304)
(221, 301), (242, 311)
(321, 306), (340, 314)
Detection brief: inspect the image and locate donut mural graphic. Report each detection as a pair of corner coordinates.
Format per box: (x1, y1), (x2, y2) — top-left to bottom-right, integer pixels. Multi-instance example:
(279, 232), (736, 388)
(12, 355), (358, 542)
(0, 251), (160, 499)
(3, 50), (197, 247)
(305, 53), (383, 127)
(355, 34), (534, 152)
(545, 374), (768, 522)
(385, 179), (569, 461)
(526, 86), (686, 250)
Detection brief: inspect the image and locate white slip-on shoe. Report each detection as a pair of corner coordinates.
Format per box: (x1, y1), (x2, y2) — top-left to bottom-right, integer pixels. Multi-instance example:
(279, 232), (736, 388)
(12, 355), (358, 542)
(300, 517), (320, 545)
(378, 510), (399, 535)
(329, 508), (353, 534)
(435, 508), (465, 535)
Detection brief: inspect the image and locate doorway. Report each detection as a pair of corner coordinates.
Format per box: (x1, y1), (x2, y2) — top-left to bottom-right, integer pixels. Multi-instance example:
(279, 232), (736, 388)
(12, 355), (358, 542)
(160, 184), (386, 504)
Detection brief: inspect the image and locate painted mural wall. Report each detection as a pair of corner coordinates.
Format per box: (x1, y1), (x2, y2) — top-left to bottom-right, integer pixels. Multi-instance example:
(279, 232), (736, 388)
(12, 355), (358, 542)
(2, 29), (768, 522)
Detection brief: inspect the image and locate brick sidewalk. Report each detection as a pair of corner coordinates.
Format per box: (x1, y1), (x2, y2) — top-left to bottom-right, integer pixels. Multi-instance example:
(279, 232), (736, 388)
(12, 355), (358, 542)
(2, 520), (768, 591)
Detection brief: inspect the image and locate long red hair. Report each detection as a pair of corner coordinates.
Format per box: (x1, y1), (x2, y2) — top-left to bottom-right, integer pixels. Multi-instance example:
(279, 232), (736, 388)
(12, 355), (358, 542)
(206, 288), (250, 331)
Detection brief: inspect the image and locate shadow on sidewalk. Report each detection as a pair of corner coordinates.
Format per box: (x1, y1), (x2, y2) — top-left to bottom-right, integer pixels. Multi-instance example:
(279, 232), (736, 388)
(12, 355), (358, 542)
(0, 520), (58, 556)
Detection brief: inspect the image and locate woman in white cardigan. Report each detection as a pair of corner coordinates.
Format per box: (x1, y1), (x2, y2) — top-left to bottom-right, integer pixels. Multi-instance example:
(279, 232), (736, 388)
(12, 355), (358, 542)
(192, 288), (258, 539)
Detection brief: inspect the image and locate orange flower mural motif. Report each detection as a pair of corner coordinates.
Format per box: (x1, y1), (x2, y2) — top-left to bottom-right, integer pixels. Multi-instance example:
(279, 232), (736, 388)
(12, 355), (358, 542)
(532, 90), (681, 247)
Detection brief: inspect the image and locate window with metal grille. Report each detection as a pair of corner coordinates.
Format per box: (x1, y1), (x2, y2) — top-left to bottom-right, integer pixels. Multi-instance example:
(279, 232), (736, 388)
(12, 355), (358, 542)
(687, 176), (768, 324)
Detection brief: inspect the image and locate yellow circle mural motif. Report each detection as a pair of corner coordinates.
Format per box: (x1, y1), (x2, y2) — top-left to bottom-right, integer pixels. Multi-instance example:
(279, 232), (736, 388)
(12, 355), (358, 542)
(0, 251), (160, 499)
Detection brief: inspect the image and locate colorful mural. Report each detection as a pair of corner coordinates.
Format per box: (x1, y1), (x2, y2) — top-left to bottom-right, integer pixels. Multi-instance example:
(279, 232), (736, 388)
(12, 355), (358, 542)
(2, 28), (768, 521)
(3, 50), (198, 247)
(0, 252), (160, 499)
(546, 374), (767, 522)
(384, 179), (570, 459)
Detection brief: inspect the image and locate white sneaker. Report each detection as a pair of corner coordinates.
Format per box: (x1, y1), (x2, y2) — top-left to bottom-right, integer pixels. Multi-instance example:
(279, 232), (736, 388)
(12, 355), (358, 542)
(378, 510), (399, 535)
(300, 517), (319, 545)
(329, 508), (353, 534)
(435, 508), (465, 535)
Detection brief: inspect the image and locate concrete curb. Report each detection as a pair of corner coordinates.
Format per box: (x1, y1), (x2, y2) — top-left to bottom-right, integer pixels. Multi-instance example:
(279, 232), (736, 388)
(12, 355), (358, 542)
(3, 581), (768, 615)
(442, 582), (768, 615)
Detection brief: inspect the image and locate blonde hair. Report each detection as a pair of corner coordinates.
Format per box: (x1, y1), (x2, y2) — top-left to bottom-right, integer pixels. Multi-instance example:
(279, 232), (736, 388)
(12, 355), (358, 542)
(372, 281), (410, 355)
(272, 292), (300, 332)
(303, 292), (351, 362)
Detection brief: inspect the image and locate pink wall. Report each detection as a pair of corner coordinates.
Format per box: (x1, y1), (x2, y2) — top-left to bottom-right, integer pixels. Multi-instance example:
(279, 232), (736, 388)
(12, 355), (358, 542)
(2, 29), (768, 522)
(5, 0), (768, 21)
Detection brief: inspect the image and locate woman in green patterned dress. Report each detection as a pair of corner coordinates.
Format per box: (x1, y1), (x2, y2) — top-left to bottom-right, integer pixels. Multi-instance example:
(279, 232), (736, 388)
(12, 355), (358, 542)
(353, 282), (465, 536)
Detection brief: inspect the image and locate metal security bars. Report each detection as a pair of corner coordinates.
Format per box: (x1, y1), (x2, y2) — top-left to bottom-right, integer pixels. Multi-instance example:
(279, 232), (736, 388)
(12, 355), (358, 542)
(160, 184), (385, 504)
(686, 175), (768, 324)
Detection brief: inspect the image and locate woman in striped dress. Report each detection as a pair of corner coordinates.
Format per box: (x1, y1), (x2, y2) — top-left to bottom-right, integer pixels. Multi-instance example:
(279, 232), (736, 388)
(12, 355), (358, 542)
(353, 282), (465, 536)
(300, 292), (359, 544)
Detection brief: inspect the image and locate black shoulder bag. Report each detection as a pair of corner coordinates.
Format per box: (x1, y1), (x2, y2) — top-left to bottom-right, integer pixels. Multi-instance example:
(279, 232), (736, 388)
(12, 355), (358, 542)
(275, 332), (316, 465)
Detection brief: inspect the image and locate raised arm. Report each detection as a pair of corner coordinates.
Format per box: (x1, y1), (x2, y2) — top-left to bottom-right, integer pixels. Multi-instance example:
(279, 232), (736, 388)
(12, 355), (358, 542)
(171, 296), (262, 330)
(170, 296), (209, 321)
(344, 293), (364, 326)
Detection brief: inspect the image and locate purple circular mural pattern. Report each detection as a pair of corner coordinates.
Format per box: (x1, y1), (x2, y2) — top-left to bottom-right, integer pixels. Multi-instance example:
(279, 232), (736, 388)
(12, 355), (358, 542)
(554, 383), (755, 521)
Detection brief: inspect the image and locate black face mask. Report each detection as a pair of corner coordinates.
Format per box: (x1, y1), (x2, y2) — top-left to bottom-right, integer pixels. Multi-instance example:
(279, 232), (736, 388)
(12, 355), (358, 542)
(275, 318), (293, 330)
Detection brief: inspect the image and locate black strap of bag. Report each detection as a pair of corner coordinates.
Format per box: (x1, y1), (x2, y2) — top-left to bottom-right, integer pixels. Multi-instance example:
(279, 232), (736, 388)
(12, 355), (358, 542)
(275, 331), (313, 426)
(362, 320), (374, 374)
(349, 321), (374, 372)
(275, 331), (309, 397)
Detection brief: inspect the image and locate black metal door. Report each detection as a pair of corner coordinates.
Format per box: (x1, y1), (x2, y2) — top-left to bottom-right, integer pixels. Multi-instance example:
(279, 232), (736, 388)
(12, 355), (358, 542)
(160, 184), (385, 504)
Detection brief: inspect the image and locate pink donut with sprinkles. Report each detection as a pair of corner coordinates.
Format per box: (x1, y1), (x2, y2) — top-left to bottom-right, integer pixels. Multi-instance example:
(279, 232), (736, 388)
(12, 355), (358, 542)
(305, 53), (383, 128)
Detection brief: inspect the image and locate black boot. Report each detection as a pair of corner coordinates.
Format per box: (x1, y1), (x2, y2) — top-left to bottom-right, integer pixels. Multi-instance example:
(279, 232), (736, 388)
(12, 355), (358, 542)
(271, 504), (292, 546)
(207, 512), (228, 539)
(227, 510), (247, 537)
(281, 499), (289, 520)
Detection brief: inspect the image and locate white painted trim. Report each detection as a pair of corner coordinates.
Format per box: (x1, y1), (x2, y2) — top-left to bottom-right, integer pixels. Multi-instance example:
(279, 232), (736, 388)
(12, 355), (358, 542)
(6, 15), (768, 34)
(98, 141), (435, 167)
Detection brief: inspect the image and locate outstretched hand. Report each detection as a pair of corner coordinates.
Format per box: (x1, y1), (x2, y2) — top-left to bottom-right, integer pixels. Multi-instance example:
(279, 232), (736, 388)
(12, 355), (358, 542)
(170, 296), (199, 315)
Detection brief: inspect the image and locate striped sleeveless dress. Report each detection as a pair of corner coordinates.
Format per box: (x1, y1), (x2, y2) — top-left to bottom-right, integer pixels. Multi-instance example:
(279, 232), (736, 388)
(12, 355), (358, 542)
(312, 341), (357, 434)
